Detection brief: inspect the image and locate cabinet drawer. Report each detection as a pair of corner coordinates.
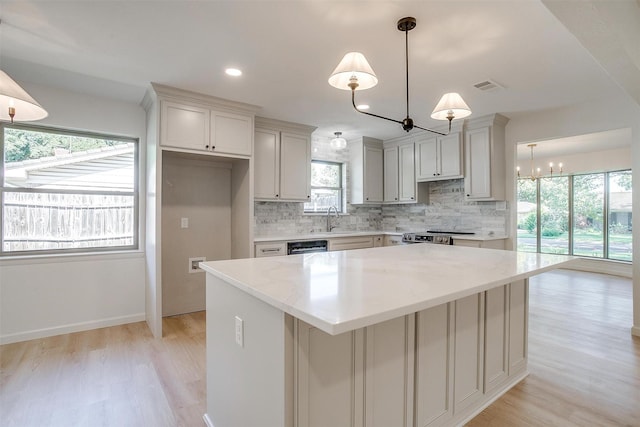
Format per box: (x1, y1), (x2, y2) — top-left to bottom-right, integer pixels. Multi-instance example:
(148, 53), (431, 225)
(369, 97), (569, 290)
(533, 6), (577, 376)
(255, 242), (286, 257)
(329, 236), (374, 251)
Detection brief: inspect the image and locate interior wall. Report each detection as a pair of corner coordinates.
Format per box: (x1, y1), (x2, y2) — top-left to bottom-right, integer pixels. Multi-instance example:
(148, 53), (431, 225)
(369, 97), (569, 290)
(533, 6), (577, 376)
(0, 82), (147, 344)
(161, 153), (231, 316)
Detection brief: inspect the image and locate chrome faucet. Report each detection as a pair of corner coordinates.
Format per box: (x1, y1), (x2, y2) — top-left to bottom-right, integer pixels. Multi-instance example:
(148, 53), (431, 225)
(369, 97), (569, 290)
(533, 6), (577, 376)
(326, 206), (340, 232)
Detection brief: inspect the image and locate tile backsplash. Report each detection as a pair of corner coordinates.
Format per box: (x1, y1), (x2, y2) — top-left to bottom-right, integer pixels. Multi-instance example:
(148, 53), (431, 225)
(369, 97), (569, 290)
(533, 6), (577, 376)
(254, 136), (509, 238)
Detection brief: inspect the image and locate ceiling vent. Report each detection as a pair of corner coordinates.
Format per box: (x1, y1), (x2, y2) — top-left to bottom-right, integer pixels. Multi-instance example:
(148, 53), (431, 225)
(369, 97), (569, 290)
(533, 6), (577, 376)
(473, 79), (503, 92)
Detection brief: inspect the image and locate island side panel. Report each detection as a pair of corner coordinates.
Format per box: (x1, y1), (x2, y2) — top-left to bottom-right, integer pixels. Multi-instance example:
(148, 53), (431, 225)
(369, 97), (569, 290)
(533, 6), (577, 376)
(205, 273), (292, 427)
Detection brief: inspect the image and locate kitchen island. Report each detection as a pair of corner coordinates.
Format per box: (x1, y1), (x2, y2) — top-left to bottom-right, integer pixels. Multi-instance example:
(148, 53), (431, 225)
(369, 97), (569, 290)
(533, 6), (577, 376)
(200, 244), (574, 427)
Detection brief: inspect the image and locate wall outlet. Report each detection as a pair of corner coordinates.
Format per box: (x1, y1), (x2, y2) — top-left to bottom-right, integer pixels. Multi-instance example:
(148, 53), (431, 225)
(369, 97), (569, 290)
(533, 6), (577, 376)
(235, 316), (244, 347)
(189, 257), (206, 273)
(181, 217), (189, 228)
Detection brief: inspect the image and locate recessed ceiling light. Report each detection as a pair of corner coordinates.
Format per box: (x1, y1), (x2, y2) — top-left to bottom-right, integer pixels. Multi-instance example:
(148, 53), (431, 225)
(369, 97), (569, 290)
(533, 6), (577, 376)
(356, 104), (370, 110)
(225, 68), (242, 77)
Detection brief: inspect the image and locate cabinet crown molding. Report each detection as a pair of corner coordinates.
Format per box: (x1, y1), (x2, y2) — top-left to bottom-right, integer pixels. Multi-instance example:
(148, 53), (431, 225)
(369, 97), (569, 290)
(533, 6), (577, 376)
(149, 83), (261, 115)
(464, 113), (510, 130)
(255, 116), (317, 134)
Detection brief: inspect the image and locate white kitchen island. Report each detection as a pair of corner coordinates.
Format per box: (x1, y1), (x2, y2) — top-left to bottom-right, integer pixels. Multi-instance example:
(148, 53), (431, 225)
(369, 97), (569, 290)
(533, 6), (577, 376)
(200, 244), (574, 427)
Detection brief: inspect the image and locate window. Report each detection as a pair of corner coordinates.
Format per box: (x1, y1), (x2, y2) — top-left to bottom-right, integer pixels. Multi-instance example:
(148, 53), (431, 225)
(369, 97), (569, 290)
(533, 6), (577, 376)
(1, 124), (138, 255)
(516, 170), (631, 261)
(304, 160), (343, 213)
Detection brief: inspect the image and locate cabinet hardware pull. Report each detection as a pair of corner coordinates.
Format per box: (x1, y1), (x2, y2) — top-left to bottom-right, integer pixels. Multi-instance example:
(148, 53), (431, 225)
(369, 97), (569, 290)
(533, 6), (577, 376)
(205, 145), (209, 149)
(276, 194), (279, 198)
(261, 248), (281, 253)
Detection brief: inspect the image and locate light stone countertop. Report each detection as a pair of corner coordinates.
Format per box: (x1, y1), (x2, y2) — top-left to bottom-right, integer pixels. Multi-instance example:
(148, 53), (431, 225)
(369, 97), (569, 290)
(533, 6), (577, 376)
(253, 231), (506, 243)
(201, 245), (573, 335)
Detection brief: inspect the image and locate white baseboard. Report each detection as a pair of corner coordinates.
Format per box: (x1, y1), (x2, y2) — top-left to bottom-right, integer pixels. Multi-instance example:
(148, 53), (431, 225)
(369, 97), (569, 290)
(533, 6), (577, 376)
(203, 413), (214, 427)
(563, 258), (632, 278)
(632, 325), (640, 337)
(0, 313), (146, 345)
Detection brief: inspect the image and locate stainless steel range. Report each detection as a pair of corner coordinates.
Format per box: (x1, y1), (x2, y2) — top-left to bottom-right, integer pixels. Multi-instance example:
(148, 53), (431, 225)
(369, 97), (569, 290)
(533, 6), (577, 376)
(401, 230), (475, 245)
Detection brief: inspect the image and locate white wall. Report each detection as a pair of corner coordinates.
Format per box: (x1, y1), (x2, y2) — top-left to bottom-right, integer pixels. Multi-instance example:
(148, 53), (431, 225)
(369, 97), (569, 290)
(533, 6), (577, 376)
(0, 82), (148, 344)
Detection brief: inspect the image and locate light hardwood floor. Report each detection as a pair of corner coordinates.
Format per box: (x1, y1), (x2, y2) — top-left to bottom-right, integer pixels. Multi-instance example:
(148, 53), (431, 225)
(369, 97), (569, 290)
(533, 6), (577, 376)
(1, 270), (638, 426)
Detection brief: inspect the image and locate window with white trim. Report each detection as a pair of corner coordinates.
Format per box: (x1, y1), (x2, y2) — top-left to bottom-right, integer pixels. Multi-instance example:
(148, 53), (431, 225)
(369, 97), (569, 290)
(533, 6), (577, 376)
(304, 160), (343, 213)
(1, 124), (139, 255)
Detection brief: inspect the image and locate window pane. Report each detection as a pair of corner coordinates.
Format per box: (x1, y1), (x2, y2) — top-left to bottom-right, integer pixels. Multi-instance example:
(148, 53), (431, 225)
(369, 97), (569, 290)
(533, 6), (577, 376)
(310, 162), (340, 187)
(540, 176), (569, 254)
(3, 191), (135, 252)
(572, 174), (604, 258)
(608, 171), (632, 261)
(517, 179), (537, 252)
(305, 189), (341, 213)
(3, 128), (134, 192)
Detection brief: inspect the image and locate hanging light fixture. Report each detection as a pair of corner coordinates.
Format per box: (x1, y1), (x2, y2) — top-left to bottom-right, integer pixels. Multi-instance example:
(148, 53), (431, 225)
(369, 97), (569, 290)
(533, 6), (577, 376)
(517, 143), (563, 180)
(328, 17), (471, 136)
(0, 70), (48, 123)
(330, 131), (347, 149)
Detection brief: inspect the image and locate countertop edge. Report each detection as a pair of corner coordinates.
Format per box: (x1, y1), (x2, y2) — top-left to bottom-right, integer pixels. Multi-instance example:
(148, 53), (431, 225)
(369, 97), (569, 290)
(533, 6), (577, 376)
(254, 231), (507, 243)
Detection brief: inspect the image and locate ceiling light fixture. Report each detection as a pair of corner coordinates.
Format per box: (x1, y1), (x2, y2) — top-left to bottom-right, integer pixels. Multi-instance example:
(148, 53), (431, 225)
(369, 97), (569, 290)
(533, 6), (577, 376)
(517, 144), (563, 180)
(330, 131), (347, 150)
(0, 70), (48, 123)
(328, 17), (471, 135)
(225, 68), (242, 77)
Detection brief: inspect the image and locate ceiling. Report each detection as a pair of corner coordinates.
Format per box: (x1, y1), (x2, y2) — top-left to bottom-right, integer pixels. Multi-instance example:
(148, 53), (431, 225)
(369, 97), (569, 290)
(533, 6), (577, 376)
(0, 1), (636, 148)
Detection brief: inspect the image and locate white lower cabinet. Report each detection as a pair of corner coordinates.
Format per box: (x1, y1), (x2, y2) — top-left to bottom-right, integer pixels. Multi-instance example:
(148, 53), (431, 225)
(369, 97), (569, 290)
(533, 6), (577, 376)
(295, 322), (364, 427)
(415, 303), (455, 427)
(293, 281), (528, 427)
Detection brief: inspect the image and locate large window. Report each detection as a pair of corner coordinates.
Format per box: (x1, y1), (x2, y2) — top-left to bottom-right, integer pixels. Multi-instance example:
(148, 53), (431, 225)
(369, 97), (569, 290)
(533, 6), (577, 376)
(517, 170), (631, 261)
(1, 124), (138, 255)
(304, 160), (343, 213)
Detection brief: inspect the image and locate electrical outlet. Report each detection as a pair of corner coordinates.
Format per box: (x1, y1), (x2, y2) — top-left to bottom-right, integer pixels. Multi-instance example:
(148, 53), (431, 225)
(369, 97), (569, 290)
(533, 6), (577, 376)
(189, 257), (206, 273)
(181, 217), (189, 228)
(235, 316), (244, 347)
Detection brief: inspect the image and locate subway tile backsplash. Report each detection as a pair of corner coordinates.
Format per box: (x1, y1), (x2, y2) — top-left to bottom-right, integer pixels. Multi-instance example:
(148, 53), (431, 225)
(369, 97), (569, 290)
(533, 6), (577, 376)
(254, 136), (509, 238)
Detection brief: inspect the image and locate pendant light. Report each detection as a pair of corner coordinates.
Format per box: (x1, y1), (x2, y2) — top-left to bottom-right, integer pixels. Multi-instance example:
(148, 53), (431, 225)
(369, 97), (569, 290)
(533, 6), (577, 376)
(330, 132), (347, 150)
(0, 70), (48, 123)
(328, 17), (471, 136)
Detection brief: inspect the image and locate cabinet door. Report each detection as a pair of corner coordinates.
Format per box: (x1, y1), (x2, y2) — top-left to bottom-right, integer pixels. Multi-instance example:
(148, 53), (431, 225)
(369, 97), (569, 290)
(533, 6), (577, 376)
(384, 147), (399, 202)
(415, 303), (454, 427)
(508, 279), (528, 376)
(465, 127), (491, 199)
(211, 111), (252, 156)
(416, 137), (439, 180)
(484, 285), (508, 393)
(438, 132), (462, 178)
(364, 144), (383, 202)
(279, 132), (311, 201)
(254, 129), (280, 199)
(365, 315), (414, 427)
(398, 143), (416, 202)
(453, 293), (484, 414)
(296, 322), (364, 427)
(161, 101), (209, 150)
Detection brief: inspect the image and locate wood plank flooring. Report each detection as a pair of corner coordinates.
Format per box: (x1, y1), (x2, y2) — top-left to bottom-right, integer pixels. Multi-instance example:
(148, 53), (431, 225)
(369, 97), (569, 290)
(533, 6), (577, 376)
(1, 270), (638, 426)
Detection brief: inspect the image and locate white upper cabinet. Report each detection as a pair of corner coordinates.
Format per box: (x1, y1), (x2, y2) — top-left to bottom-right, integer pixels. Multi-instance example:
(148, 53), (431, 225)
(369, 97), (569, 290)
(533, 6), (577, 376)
(416, 132), (462, 182)
(384, 141), (417, 203)
(211, 110), (252, 156)
(464, 114), (509, 201)
(254, 117), (315, 202)
(351, 137), (384, 204)
(159, 94), (254, 157)
(384, 146), (399, 202)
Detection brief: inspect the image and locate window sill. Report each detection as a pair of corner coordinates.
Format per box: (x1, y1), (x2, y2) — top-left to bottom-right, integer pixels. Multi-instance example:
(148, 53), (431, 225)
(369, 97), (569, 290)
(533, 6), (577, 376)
(0, 249), (145, 266)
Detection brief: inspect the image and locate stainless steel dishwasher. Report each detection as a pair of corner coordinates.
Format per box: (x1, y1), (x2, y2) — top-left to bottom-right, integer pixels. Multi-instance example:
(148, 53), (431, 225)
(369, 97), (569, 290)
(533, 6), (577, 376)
(287, 240), (328, 255)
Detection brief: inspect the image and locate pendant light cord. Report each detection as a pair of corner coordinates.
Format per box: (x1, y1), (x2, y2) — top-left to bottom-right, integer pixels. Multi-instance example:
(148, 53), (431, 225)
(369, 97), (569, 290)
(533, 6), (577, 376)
(405, 27), (410, 120)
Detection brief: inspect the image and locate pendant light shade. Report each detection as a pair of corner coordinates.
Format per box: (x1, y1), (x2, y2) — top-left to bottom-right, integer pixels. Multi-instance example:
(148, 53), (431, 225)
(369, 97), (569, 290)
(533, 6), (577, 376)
(430, 92), (472, 121)
(0, 70), (48, 123)
(328, 52), (378, 91)
(330, 132), (347, 150)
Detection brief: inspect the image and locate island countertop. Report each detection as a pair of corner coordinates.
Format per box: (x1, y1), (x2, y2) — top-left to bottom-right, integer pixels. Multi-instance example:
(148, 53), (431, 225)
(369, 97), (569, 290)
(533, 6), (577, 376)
(200, 244), (574, 335)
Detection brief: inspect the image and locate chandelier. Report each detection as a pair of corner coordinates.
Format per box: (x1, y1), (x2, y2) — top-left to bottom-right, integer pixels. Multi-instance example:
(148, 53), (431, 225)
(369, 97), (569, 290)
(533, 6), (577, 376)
(517, 144), (563, 180)
(328, 17), (472, 136)
(0, 70), (48, 123)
